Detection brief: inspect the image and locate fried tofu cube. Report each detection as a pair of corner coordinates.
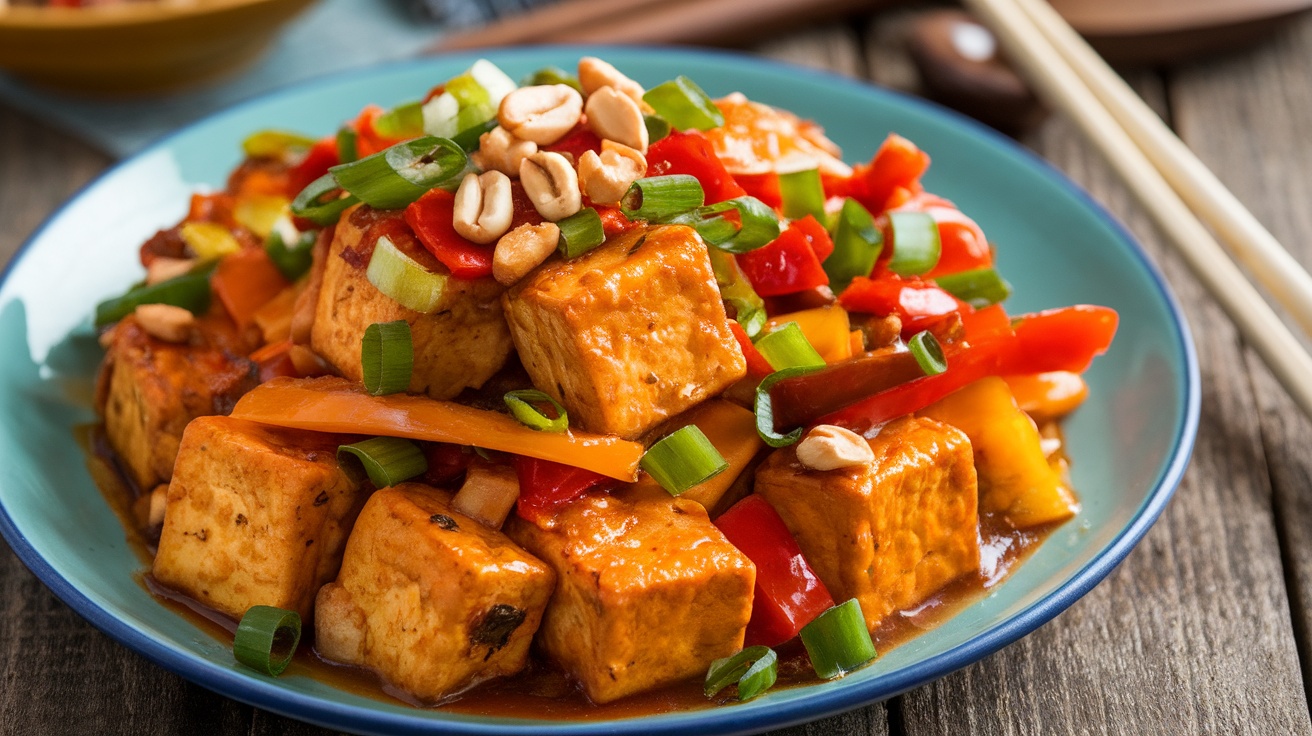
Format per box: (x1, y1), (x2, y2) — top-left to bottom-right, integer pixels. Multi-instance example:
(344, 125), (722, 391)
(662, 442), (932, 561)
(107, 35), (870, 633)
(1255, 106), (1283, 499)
(755, 417), (980, 631)
(502, 225), (746, 440)
(505, 487), (755, 703)
(919, 376), (1079, 528)
(98, 317), (258, 490)
(152, 416), (365, 620)
(315, 484), (554, 703)
(310, 205), (513, 400)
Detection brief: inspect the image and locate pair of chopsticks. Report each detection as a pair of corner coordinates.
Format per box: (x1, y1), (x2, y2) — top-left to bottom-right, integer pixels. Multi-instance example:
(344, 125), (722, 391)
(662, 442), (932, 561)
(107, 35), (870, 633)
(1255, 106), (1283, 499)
(433, 0), (879, 50)
(963, 0), (1312, 418)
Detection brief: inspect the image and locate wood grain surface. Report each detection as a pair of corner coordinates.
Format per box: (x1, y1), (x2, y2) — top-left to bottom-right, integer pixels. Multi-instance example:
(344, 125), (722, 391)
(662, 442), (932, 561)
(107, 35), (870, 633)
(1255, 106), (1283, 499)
(3, 4), (1312, 735)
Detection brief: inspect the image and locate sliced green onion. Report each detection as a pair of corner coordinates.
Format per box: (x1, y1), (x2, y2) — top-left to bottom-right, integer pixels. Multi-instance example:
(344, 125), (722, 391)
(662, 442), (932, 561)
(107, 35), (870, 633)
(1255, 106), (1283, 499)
(242, 130), (315, 160)
(644, 114), (672, 144)
(372, 100), (424, 140)
(503, 389), (569, 432)
(338, 436), (428, 488)
(754, 322), (826, 371)
(330, 136), (467, 210)
(557, 208), (606, 259)
(887, 211), (941, 276)
(424, 60), (518, 139)
(336, 126), (359, 164)
(641, 425), (729, 496)
(824, 198), (883, 292)
(704, 645), (778, 701)
(451, 118), (498, 153)
(643, 76), (724, 131)
(908, 330), (947, 376)
(234, 605), (302, 676)
(708, 248), (766, 337)
(523, 65), (582, 92)
(621, 175), (705, 221)
(366, 235), (449, 313)
(933, 267), (1012, 308)
(800, 598), (877, 679)
(94, 267), (213, 328)
(361, 320), (413, 395)
(265, 229), (317, 281)
(291, 172), (359, 227)
(674, 196), (781, 254)
(755, 365), (824, 447)
(779, 168), (827, 223)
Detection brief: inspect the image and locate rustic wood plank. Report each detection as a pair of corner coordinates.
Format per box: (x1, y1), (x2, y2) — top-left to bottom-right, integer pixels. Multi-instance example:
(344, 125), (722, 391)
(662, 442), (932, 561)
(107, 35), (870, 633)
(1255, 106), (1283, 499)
(874, 18), (1312, 733)
(1168, 12), (1312, 706)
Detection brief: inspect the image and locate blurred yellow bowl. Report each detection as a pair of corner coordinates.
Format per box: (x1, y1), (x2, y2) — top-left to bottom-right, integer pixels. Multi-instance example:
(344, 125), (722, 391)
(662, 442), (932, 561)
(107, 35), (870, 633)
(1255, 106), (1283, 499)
(0, 0), (318, 94)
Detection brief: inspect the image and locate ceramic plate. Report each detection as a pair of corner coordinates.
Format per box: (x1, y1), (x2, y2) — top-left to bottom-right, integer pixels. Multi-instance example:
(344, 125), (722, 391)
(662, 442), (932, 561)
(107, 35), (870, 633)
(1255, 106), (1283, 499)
(0, 48), (1199, 735)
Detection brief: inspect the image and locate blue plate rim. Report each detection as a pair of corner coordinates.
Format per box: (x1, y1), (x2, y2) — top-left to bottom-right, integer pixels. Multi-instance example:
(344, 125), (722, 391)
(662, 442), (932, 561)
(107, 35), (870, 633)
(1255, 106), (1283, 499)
(0, 45), (1200, 736)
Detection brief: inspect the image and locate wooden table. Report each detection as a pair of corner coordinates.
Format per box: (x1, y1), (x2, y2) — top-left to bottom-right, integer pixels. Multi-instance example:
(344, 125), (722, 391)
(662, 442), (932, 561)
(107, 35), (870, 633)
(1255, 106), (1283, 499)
(3, 6), (1312, 735)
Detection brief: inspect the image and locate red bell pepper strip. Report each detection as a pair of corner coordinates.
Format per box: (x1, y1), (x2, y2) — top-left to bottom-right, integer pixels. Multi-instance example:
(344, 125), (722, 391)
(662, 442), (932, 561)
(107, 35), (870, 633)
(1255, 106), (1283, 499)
(885, 193), (992, 278)
(403, 189), (495, 279)
(647, 130), (747, 205)
(544, 124), (603, 161)
(816, 305), (1118, 433)
(286, 137), (340, 199)
(716, 495), (836, 648)
(729, 321), (775, 379)
(734, 172), (783, 210)
(843, 134), (931, 215)
(513, 456), (620, 524)
(352, 104), (411, 159)
(594, 205), (640, 237)
(960, 303), (1011, 339)
(838, 274), (967, 336)
(250, 340), (300, 383)
(736, 216), (832, 297)
(423, 443), (473, 487)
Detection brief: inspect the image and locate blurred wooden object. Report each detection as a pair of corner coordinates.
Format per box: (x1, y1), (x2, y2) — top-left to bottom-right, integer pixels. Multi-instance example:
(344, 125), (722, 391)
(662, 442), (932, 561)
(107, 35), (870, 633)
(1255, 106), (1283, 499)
(1050, 0), (1312, 64)
(434, 0), (889, 50)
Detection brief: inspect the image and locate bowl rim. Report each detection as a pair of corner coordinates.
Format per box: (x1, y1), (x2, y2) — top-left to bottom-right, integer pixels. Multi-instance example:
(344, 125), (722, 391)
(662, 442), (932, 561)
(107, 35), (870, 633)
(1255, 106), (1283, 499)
(0, 45), (1201, 736)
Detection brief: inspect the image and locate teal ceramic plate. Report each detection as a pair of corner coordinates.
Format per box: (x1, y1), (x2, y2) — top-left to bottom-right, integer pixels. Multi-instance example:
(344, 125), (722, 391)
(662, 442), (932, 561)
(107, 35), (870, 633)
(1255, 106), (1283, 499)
(0, 48), (1198, 735)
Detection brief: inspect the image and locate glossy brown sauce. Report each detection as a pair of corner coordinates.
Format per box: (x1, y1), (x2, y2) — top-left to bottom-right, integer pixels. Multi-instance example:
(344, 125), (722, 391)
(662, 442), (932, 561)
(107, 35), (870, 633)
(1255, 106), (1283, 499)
(82, 422), (1062, 720)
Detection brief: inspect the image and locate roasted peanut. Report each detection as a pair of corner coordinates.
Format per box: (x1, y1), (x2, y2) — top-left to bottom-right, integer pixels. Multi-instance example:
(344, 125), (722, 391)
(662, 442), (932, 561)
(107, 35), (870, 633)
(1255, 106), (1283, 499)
(578, 141), (647, 205)
(796, 424), (875, 471)
(145, 257), (196, 286)
(498, 85), (583, 145)
(578, 56), (646, 106)
(493, 222), (560, 285)
(452, 170), (514, 244)
(520, 151), (582, 221)
(133, 304), (195, 343)
(584, 86), (648, 153)
(471, 125), (537, 177)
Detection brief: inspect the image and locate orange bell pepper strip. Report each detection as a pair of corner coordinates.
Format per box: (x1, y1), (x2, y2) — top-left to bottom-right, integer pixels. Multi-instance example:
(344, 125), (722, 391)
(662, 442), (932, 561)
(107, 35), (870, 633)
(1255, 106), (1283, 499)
(229, 376), (644, 481)
(212, 248), (290, 329)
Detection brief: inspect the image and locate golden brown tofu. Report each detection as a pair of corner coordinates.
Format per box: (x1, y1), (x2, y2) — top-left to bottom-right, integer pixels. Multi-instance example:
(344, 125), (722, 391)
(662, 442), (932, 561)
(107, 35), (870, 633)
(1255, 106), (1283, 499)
(97, 317), (259, 490)
(502, 225), (746, 440)
(919, 377), (1078, 528)
(310, 205), (513, 400)
(755, 417), (980, 631)
(505, 487), (755, 703)
(315, 484), (554, 703)
(152, 416), (364, 620)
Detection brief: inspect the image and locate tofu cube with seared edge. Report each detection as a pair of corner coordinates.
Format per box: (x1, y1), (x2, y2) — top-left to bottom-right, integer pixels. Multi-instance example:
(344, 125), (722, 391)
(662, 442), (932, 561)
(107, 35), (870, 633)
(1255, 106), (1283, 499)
(315, 484), (555, 703)
(502, 224), (747, 440)
(309, 204), (513, 400)
(755, 416), (980, 632)
(505, 486), (755, 704)
(152, 416), (365, 620)
(98, 316), (259, 491)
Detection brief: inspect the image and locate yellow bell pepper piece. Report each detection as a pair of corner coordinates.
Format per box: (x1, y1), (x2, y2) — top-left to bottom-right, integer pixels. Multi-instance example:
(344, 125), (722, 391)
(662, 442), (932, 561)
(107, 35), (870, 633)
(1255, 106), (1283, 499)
(179, 221), (241, 261)
(919, 376), (1077, 528)
(763, 305), (853, 364)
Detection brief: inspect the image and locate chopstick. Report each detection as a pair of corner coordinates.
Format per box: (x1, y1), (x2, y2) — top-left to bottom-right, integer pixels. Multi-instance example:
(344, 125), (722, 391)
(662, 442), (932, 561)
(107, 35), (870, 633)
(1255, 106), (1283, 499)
(434, 0), (879, 50)
(961, 0), (1312, 418)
